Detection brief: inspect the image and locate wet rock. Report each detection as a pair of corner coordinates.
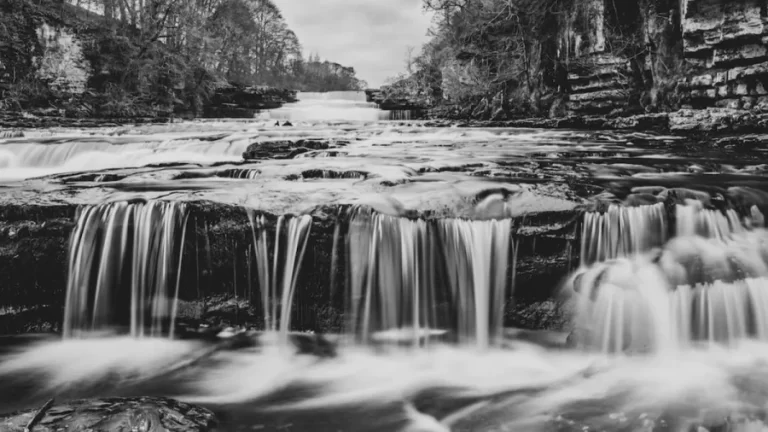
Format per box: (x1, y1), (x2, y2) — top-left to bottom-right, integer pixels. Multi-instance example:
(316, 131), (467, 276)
(0, 397), (217, 432)
(507, 301), (573, 332)
(242, 139), (346, 160)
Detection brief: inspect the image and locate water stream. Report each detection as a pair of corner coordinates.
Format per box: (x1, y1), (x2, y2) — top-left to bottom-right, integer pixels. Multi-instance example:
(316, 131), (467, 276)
(2, 92), (768, 431)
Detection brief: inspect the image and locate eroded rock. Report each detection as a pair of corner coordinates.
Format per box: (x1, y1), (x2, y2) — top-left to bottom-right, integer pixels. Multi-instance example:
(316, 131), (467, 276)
(0, 397), (217, 432)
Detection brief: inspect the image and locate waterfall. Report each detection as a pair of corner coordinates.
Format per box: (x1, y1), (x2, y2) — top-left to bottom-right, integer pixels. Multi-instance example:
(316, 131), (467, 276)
(344, 208), (515, 348)
(572, 202), (768, 352)
(580, 203), (668, 265)
(675, 200), (744, 239)
(63, 201), (189, 338)
(217, 168), (261, 179)
(264, 91), (391, 122)
(247, 212), (313, 340)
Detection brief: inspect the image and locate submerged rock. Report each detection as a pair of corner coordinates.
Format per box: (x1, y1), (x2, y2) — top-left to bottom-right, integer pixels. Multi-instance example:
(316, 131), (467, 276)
(0, 397), (217, 432)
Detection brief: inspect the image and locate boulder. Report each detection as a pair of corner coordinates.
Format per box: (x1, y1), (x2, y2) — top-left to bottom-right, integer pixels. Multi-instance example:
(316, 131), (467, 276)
(0, 397), (217, 432)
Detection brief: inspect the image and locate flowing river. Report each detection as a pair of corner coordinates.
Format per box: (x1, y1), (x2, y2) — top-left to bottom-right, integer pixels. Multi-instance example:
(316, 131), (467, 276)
(1, 91), (768, 432)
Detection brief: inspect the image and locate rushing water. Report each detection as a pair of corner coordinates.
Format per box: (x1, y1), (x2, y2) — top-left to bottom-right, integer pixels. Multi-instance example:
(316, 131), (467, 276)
(4, 92), (768, 431)
(63, 200), (190, 338)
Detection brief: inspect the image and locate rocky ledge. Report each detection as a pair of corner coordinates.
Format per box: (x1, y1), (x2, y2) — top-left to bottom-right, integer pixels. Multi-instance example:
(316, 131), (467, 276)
(425, 108), (768, 135)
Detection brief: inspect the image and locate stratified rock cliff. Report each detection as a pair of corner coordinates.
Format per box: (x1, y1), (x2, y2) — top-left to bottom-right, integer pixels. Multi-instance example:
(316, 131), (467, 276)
(679, 0), (768, 111)
(559, 0), (768, 116)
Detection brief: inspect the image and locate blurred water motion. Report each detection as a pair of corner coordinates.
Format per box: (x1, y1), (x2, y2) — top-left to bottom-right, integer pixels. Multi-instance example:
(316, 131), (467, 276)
(3, 92), (768, 432)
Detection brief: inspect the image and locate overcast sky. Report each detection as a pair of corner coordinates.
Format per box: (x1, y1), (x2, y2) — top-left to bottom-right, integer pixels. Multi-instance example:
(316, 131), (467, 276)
(273, 0), (434, 88)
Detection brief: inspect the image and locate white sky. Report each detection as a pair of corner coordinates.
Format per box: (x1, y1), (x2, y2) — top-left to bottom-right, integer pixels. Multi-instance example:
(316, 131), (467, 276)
(273, 0), (434, 87)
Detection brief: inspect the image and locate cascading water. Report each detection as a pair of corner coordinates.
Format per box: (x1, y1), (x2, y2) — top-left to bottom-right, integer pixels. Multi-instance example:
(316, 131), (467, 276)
(263, 91), (395, 122)
(676, 199), (744, 239)
(572, 202), (768, 352)
(580, 203), (668, 265)
(60, 200), (521, 347)
(7, 121), (768, 432)
(246, 212), (313, 340)
(217, 168), (261, 179)
(0, 92), (417, 181)
(344, 208), (515, 348)
(63, 200), (189, 338)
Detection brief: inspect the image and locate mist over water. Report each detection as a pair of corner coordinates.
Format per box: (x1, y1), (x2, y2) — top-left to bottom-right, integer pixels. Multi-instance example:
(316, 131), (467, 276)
(3, 92), (768, 431)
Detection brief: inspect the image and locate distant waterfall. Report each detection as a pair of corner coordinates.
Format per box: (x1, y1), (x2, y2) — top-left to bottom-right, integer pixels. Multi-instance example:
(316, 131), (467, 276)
(264, 91), (392, 122)
(343, 208), (515, 348)
(63, 201), (189, 338)
(572, 202), (768, 352)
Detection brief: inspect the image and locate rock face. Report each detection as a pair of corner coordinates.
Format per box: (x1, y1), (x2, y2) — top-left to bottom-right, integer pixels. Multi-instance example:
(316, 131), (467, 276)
(557, 0), (768, 117)
(678, 0), (768, 111)
(34, 23), (90, 95)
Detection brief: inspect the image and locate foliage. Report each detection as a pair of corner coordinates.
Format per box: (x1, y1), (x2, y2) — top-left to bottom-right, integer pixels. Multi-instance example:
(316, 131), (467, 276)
(402, 0), (684, 117)
(1, 0), (365, 116)
(383, 0), (568, 116)
(0, 78), (52, 111)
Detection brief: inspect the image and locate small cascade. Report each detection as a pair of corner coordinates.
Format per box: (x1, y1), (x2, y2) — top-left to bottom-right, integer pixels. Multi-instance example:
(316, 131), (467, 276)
(63, 201), (189, 338)
(676, 200), (744, 239)
(572, 202), (768, 352)
(387, 110), (414, 121)
(247, 212), (313, 340)
(217, 168), (261, 179)
(344, 208), (515, 348)
(0, 130), (23, 139)
(580, 203), (668, 265)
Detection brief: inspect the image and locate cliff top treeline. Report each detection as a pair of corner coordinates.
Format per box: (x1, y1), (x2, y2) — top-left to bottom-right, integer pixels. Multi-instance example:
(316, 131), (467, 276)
(0, 0), (366, 118)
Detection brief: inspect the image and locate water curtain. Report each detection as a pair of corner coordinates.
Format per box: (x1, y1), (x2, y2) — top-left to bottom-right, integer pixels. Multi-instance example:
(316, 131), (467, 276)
(247, 212), (313, 340)
(64, 201), (189, 338)
(573, 202), (768, 352)
(344, 208), (515, 348)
